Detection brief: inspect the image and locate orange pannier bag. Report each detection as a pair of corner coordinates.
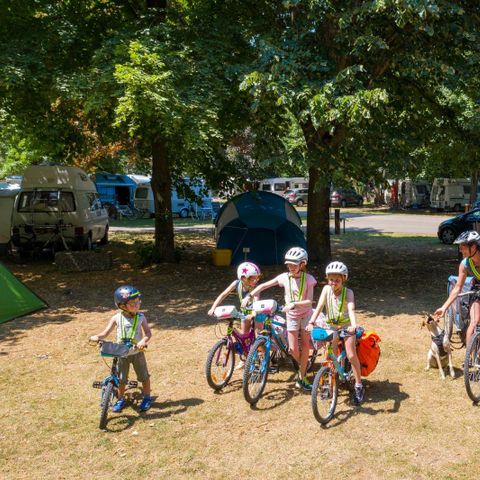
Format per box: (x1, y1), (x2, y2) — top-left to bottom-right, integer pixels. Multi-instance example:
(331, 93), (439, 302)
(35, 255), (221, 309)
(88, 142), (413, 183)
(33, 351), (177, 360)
(356, 331), (381, 377)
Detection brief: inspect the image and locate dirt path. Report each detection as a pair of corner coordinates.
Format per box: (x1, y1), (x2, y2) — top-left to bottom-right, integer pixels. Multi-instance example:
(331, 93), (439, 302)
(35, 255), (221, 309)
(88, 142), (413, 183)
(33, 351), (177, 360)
(0, 232), (475, 480)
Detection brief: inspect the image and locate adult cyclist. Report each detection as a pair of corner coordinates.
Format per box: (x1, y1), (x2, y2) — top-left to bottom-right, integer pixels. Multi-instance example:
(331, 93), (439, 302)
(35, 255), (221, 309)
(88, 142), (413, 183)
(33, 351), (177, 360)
(434, 230), (480, 349)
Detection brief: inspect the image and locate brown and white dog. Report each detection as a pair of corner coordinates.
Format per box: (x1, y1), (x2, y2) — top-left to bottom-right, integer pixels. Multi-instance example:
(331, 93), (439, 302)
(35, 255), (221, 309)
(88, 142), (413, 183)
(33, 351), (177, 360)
(422, 314), (455, 379)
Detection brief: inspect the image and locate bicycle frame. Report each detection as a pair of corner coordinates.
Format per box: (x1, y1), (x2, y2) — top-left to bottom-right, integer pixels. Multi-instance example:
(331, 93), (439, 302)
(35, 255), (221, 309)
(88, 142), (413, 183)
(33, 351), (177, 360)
(218, 318), (256, 363)
(323, 343), (350, 383)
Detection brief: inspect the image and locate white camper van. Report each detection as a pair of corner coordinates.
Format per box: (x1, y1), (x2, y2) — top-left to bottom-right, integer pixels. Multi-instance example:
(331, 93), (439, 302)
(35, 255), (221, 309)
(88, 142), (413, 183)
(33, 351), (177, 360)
(258, 177), (309, 195)
(11, 165), (109, 253)
(0, 183), (21, 255)
(399, 179), (431, 208)
(430, 178), (477, 211)
(132, 176), (213, 218)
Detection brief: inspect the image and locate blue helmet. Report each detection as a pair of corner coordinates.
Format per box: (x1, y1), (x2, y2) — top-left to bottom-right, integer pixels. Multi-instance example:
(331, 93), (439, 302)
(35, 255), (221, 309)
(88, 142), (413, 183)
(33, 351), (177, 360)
(114, 285), (141, 308)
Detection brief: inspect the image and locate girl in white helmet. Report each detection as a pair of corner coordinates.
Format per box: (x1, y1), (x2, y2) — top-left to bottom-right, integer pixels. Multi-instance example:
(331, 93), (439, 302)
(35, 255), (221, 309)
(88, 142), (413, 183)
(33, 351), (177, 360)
(242, 246), (317, 391)
(208, 261), (262, 339)
(309, 261), (365, 405)
(435, 230), (480, 349)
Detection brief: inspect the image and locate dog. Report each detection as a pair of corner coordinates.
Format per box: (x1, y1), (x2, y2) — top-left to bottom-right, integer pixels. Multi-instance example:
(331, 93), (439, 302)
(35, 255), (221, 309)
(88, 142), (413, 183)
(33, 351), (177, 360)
(422, 314), (455, 379)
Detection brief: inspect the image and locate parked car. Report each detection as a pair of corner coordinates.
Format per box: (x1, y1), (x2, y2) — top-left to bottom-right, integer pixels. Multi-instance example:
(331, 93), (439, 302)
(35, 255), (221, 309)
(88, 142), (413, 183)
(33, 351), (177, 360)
(437, 208), (480, 244)
(330, 188), (363, 207)
(284, 188), (308, 207)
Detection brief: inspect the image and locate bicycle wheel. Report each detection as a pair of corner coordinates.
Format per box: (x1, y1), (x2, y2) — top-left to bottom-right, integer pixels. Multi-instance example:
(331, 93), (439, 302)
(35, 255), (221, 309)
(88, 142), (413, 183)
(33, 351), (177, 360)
(243, 337), (269, 405)
(99, 381), (116, 429)
(311, 365), (338, 425)
(307, 347), (318, 373)
(205, 338), (235, 390)
(464, 331), (480, 403)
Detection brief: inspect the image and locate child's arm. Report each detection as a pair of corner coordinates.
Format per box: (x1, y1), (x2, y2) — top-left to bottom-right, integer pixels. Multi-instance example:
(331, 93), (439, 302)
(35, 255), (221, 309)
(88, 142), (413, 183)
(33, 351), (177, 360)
(90, 316), (116, 342)
(434, 262), (467, 317)
(307, 286), (328, 329)
(346, 289), (357, 333)
(136, 315), (152, 349)
(208, 280), (238, 316)
(240, 277), (279, 308)
(284, 280), (316, 312)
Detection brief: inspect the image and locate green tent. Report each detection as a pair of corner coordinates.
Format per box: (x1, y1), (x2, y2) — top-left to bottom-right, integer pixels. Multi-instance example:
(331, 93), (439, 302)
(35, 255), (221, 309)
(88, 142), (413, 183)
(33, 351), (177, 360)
(0, 262), (48, 324)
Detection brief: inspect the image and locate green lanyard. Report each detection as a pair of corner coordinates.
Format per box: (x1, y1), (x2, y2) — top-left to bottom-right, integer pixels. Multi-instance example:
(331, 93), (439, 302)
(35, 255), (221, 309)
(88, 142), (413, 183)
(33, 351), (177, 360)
(468, 258), (480, 280)
(120, 313), (139, 344)
(328, 287), (346, 324)
(289, 271), (306, 303)
(237, 281), (253, 313)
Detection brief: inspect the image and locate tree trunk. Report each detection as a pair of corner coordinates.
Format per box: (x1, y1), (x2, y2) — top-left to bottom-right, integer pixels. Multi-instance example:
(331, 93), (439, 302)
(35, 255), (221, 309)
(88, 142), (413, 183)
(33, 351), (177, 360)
(470, 169), (478, 205)
(306, 165), (331, 265)
(151, 137), (176, 262)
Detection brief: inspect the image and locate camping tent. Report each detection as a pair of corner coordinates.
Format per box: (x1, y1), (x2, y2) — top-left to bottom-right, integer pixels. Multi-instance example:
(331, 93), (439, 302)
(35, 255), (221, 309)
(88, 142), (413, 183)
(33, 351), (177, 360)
(215, 191), (306, 265)
(0, 262), (47, 324)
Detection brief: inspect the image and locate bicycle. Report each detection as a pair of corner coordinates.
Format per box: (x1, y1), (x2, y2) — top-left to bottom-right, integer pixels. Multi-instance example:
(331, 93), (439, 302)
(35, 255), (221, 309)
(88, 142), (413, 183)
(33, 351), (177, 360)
(205, 306), (255, 391)
(242, 299), (318, 405)
(464, 323), (480, 403)
(310, 326), (364, 425)
(91, 340), (144, 429)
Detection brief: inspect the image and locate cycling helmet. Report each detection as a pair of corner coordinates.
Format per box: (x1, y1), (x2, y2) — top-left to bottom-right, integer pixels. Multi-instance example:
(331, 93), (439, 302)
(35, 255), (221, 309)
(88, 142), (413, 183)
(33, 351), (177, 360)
(237, 262), (261, 280)
(325, 261), (349, 279)
(453, 230), (480, 245)
(114, 285), (141, 308)
(284, 247), (308, 265)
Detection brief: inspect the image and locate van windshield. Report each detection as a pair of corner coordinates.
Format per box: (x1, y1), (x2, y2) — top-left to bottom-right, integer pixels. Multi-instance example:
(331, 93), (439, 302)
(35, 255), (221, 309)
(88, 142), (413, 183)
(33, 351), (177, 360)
(18, 191), (76, 212)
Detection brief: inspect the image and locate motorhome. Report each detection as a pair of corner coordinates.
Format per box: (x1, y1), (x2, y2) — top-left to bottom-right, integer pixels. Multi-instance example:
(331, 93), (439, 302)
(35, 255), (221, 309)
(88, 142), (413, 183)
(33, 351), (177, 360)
(0, 183), (21, 255)
(399, 179), (431, 208)
(11, 165), (109, 253)
(258, 177), (309, 195)
(430, 178), (478, 211)
(132, 176), (213, 218)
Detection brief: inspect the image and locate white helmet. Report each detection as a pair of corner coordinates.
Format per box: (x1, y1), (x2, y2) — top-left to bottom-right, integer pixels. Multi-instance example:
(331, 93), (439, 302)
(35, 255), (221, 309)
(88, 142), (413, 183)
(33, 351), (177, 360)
(325, 261), (348, 279)
(284, 247), (308, 265)
(237, 262), (261, 280)
(453, 231), (480, 245)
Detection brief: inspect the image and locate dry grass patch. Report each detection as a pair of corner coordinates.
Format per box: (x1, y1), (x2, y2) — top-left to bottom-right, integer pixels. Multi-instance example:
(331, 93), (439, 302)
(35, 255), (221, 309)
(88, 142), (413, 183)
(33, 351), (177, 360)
(0, 231), (477, 479)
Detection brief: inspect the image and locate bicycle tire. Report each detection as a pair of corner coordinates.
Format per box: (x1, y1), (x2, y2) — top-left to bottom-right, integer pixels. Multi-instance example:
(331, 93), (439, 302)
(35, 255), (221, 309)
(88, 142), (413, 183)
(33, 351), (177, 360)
(311, 365), (338, 425)
(243, 337), (269, 405)
(464, 330), (480, 403)
(205, 338), (235, 390)
(99, 381), (116, 429)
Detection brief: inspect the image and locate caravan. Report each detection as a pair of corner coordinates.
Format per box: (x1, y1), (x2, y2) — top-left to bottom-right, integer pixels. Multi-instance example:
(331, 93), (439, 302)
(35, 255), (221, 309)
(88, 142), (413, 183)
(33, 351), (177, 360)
(399, 179), (431, 208)
(11, 165), (109, 253)
(132, 176), (213, 218)
(430, 178), (478, 211)
(0, 183), (21, 255)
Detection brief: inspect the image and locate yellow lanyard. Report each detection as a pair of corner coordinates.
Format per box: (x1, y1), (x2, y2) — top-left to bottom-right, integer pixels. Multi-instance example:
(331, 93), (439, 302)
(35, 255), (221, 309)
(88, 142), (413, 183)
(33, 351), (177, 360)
(120, 313), (139, 343)
(328, 287), (346, 324)
(289, 272), (306, 302)
(468, 258), (480, 280)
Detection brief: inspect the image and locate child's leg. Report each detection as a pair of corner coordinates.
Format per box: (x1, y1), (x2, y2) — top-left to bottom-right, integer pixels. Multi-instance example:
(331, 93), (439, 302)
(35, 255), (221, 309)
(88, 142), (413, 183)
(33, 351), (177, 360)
(141, 378), (151, 396)
(299, 327), (311, 378)
(118, 383), (127, 398)
(117, 357), (130, 399)
(131, 352), (151, 396)
(287, 330), (300, 364)
(345, 336), (362, 385)
(241, 318), (251, 335)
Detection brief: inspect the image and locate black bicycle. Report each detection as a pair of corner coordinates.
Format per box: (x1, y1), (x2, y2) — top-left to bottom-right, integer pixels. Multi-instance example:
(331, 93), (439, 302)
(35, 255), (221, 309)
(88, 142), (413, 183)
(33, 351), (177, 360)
(464, 324), (480, 403)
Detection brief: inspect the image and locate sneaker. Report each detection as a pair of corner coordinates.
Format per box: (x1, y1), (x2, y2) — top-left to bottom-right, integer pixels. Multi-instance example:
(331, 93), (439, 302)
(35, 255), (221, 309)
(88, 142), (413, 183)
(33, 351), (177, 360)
(235, 360), (245, 370)
(295, 378), (312, 392)
(353, 385), (365, 405)
(139, 395), (153, 412)
(112, 398), (126, 412)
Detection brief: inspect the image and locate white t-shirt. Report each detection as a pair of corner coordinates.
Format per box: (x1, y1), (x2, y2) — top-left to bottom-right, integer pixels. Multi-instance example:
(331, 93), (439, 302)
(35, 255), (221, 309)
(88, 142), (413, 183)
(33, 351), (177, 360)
(113, 312), (147, 344)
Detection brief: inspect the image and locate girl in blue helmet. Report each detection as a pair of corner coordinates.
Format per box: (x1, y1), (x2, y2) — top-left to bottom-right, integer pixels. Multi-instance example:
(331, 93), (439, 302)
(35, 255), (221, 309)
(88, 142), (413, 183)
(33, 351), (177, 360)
(90, 285), (153, 412)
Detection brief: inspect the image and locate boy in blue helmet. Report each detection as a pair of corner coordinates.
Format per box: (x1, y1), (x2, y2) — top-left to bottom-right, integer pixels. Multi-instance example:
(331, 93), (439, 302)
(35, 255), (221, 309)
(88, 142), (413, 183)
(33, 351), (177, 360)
(90, 285), (153, 412)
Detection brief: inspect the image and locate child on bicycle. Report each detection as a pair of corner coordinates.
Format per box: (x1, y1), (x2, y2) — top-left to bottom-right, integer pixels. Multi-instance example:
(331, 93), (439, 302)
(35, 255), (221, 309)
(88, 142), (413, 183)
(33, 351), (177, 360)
(90, 285), (153, 412)
(208, 262), (262, 367)
(435, 230), (480, 350)
(308, 261), (365, 405)
(242, 247), (317, 391)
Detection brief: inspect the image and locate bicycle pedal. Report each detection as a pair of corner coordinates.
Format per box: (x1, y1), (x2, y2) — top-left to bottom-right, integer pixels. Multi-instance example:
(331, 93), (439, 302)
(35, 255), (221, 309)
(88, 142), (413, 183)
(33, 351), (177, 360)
(92, 381), (103, 389)
(127, 380), (138, 388)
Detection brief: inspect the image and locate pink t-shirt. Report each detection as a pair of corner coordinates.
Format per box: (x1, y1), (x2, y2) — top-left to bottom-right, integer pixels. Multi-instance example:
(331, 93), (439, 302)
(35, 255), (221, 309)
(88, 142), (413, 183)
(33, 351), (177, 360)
(275, 272), (317, 319)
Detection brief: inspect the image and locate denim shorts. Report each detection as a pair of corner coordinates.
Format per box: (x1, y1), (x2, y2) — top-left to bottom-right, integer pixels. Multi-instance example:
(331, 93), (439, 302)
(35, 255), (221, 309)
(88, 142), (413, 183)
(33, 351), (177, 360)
(286, 315), (311, 332)
(118, 352), (150, 384)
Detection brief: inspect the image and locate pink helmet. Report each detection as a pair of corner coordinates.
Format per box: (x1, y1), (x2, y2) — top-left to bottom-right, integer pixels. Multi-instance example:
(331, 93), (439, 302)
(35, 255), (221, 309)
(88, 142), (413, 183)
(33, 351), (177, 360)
(237, 262), (261, 280)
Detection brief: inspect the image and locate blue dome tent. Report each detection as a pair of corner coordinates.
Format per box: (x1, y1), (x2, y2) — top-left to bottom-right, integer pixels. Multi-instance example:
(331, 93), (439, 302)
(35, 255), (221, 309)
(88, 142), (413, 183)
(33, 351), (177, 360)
(214, 191), (306, 265)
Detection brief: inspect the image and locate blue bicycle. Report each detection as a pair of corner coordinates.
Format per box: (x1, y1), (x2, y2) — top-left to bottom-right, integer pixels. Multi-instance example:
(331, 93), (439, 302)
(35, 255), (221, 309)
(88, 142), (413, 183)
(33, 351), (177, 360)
(311, 326), (363, 425)
(242, 300), (318, 405)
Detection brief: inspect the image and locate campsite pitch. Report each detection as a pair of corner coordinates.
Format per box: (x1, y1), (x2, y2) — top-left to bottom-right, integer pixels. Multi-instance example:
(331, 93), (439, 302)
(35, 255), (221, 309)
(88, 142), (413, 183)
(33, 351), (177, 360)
(0, 231), (476, 480)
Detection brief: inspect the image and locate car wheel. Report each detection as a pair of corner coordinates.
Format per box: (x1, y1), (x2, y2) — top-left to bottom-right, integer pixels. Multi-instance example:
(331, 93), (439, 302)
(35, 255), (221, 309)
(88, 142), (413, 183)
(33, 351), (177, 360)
(341, 199), (347, 208)
(296, 199), (304, 207)
(179, 208), (189, 219)
(440, 227), (456, 244)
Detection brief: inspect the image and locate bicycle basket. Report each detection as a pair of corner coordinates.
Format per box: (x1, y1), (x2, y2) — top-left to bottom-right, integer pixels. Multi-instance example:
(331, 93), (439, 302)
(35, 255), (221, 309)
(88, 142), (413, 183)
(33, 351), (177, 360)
(101, 341), (130, 358)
